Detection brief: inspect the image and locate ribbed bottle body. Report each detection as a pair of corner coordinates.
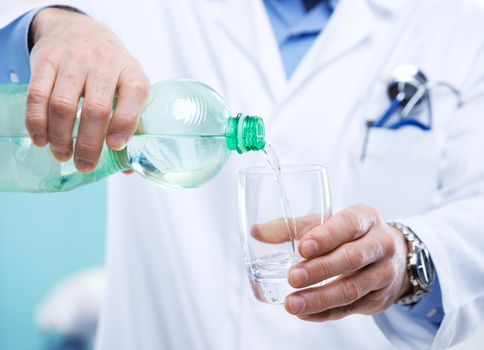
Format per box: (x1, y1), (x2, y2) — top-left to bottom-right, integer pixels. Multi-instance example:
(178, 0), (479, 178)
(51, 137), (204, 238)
(0, 80), (265, 192)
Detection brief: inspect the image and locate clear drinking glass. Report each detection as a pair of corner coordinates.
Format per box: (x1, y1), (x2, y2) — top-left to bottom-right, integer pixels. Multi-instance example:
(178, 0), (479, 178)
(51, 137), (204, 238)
(238, 165), (331, 304)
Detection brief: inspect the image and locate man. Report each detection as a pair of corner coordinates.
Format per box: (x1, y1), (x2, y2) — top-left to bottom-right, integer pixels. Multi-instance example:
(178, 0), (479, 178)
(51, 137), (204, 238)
(1, 0), (484, 349)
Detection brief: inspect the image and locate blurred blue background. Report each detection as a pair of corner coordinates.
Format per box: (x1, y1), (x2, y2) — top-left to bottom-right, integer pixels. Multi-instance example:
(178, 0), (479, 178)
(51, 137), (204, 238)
(0, 182), (106, 350)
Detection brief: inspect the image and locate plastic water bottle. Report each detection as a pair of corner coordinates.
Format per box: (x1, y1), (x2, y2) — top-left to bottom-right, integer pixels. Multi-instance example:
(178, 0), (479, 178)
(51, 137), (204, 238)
(0, 80), (265, 192)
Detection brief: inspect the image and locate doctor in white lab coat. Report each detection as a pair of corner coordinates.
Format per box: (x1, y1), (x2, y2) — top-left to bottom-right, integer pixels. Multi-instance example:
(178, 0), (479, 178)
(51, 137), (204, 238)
(2, 0), (484, 349)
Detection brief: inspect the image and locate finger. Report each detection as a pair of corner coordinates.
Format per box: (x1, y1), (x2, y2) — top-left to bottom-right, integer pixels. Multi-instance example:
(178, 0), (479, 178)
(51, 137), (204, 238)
(26, 57), (57, 147)
(74, 69), (117, 172)
(48, 65), (86, 161)
(296, 290), (385, 322)
(298, 205), (381, 259)
(285, 265), (385, 316)
(288, 233), (386, 288)
(122, 170), (135, 175)
(251, 214), (321, 243)
(106, 62), (149, 150)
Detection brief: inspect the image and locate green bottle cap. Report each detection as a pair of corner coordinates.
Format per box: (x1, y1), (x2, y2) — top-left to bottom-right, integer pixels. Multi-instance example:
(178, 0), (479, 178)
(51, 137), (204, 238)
(226, 114), (266, 153)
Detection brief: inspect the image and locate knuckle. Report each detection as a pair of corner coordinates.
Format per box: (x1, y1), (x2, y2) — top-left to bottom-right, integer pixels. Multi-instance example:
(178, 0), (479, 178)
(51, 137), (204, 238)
(27, 86), (50, 106)
(126, 80), (150, 100)
(64, 72), (82, 86)
(320, 225), (337, 248)
(25, 120), (45, 135)
(33, 53), (56, 70)
(48, 129), (72, 146)
(93, 47), (112, 62)
(372, 240), (386, 259)
(340, 210), (363, 237)
(51, 95), (78, 116)
(313, 290), (328, 310)
(358, 274), (372, 292)
(361, 204), (383, 226)
(70, 56), (86, 69)
(111, 114), (139, 132)
(83, 100), (112, 121)
(313, 258), (331, 280)
(341, 280), (363, 302)
(343, 246), (366, 271)
(322, 224), (336, 240)
(25, 113), (46, 133)
(93, 76), (115, 95)
(75, 139), (101, 157)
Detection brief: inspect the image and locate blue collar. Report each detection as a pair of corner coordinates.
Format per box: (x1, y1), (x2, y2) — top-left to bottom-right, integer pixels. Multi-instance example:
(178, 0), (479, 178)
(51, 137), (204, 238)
(264, 0), (339, 45)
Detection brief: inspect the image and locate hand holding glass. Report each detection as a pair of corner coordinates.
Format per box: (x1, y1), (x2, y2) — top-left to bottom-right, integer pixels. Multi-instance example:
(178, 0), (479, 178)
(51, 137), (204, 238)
(238, 165), (331, 304)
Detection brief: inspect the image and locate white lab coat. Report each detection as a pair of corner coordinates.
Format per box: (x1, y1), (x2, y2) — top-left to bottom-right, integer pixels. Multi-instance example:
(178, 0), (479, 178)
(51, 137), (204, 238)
(3, 0), (484, 349)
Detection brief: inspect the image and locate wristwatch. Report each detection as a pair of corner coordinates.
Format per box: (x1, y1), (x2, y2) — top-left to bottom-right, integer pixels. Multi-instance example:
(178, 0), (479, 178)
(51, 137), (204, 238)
(388, 222), (436, 306)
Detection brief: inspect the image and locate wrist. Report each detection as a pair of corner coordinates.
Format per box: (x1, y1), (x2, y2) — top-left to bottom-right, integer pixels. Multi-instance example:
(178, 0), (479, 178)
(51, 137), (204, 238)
(394, 227), (412, 299)
(30, 7), (84, 47)
(388, 222), (436, 306)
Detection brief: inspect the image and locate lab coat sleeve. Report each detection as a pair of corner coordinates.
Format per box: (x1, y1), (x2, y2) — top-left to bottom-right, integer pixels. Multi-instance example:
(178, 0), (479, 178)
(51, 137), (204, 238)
(374, 45), (484, 350)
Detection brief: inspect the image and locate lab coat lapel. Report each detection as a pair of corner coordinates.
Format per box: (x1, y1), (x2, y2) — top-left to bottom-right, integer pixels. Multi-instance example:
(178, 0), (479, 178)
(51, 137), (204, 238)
(272, 0), (407, 117)
(267, 0), (411, 162)
(209, 0), (406, 109)
(285, 0), (379, 98)
(210, 0), (288, 102)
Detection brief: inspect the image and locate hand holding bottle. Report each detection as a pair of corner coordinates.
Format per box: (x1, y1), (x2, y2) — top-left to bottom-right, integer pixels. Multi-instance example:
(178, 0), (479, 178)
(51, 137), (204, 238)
(27, 7), (150, 172)
(0, 80), (265, 192)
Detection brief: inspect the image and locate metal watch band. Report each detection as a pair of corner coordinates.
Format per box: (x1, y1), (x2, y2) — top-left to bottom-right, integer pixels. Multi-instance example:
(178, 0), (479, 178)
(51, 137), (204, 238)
(388, 222), (433, 306)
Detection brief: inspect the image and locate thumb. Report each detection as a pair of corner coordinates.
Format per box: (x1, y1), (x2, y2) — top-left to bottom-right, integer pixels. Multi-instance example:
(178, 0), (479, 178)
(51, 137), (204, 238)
(251, 214), (322, 244)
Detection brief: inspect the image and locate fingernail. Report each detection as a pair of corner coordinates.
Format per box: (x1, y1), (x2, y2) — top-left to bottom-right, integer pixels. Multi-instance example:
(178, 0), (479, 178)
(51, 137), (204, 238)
(289, 267), (308, 287)
(75, 159), (94, 172)
(301, 239), (319, 257)
(32, 134), (46, 146)
(288, 295), (305, 314)
(108, 133), (127, 150)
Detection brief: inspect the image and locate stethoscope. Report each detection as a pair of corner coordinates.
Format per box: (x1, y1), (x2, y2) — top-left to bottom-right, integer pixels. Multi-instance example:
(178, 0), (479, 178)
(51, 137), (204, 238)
(361, 64), (463, 161)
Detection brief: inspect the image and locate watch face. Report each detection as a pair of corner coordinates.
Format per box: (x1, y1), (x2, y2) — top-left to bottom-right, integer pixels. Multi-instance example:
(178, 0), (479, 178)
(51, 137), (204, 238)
(415, 248), (436, 289)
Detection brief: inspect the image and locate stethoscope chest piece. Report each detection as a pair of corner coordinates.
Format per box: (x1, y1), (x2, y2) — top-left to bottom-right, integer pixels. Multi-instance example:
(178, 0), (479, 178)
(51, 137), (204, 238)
(387, 64), (428, 108)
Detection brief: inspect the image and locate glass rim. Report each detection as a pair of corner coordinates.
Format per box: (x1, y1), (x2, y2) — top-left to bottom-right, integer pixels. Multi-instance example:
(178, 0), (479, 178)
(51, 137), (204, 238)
(239, 164), (327, 176)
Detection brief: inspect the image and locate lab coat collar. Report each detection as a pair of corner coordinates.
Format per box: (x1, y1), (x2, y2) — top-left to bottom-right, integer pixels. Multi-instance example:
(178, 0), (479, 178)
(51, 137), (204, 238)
(207, 0), (404, 15)
(209, 0), (288, 101)
(209, 0), (405, 104)
(282, 0), (387, 103)
(367, 0), (406, 16)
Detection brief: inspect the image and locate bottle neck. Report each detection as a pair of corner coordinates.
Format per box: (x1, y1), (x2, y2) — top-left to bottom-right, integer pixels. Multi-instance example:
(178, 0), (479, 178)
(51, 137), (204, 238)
(226, 114), (266, 154)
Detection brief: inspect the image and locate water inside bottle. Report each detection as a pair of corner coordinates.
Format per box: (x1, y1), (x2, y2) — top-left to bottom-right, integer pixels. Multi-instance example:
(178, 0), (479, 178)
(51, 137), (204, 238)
(126, 134), (229, 189)
(0, 134), (229, 192)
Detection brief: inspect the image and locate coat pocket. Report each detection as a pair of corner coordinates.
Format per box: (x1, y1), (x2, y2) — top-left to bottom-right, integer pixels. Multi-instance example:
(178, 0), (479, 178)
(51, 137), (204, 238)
(355, 127), (444, 218)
